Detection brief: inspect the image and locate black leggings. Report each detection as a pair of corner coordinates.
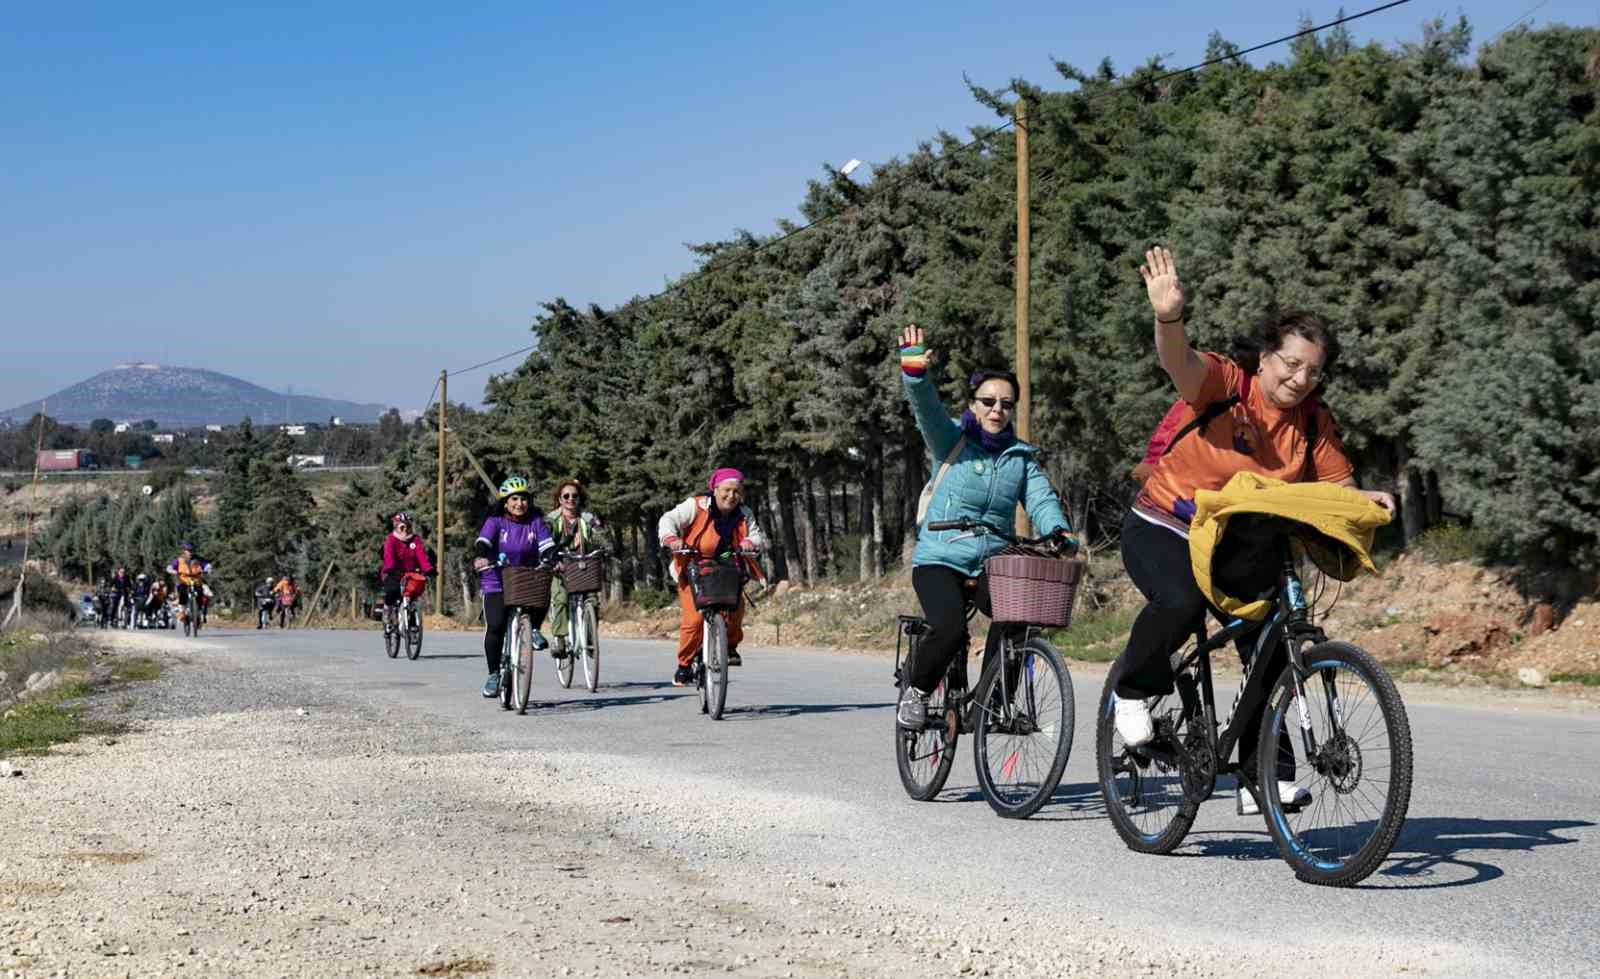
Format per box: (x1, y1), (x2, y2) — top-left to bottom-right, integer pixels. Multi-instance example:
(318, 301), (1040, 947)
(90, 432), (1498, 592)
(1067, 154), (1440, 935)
(481, 591), (547, 674)
(907, 565), (1006, 695)
(1114, 511), (1292, 781)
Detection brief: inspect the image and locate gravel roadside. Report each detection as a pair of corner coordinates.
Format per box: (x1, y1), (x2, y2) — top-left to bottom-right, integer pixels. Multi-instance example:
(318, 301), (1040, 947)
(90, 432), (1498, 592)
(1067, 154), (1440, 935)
(1, 633), (1488, 979)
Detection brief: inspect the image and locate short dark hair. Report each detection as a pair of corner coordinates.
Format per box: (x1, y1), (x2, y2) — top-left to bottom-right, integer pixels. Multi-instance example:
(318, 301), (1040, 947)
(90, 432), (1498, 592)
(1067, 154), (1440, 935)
(1231, 310), (1340, 379)
(967, 368), (1020, 402)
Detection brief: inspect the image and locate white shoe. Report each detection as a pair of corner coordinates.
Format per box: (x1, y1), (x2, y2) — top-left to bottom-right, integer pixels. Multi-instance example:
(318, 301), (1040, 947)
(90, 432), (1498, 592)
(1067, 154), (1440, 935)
(1237, 780), (1313, 816)
(1113, 695), (1154, 747)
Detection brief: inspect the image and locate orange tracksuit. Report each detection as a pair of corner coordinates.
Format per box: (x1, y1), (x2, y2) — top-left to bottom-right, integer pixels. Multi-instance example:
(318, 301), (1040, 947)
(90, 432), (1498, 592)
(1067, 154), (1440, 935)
(660, 495), (765, 667)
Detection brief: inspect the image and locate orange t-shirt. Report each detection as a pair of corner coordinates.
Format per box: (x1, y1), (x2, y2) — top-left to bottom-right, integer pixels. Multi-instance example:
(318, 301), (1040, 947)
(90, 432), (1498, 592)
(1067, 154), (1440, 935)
(1136, 352), (1353, 531)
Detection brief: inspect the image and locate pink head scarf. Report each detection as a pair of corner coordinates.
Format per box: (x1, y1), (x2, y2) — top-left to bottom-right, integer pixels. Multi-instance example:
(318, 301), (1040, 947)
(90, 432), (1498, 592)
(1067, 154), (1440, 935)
(708, 468), (744, 492)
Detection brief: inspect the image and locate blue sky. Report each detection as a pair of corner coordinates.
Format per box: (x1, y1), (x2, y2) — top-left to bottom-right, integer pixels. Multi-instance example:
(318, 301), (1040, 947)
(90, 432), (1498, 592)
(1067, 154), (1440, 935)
(3, 1), (1589, 413)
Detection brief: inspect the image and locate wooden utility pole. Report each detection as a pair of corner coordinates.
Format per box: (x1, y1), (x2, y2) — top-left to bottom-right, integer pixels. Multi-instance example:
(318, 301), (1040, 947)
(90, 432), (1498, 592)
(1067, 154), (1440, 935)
(3, 402), (47, 630)
(436, 370), (447, 616)
(300, 558), (337, 628)
(1014, 98), (1032, 537)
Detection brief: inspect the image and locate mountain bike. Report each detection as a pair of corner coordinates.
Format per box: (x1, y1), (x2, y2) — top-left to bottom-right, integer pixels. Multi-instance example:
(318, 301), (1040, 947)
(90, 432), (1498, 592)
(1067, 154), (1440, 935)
(182, 584), (204, 637)
(383, 572), (427, 660)
(553, 547), (607, 693)
(1096, 515), (1413, 886)
(497, 565), (552, 715)
(672, 547), (757, 721)
(893, 519), (1080, 819)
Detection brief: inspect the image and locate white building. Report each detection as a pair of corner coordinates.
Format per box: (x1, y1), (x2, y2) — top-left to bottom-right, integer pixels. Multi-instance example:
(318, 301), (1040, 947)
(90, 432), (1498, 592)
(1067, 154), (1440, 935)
(281, 424), (308, 436)
(152, 433), (175, 444)
(286, 454), (326, 468)
(206, 424), (223, 433)
(114, 423), (130, 434)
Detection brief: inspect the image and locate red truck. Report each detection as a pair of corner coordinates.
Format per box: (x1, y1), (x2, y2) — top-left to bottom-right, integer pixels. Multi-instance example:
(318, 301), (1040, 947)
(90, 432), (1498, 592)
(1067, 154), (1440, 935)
(37, 449), (98, 471)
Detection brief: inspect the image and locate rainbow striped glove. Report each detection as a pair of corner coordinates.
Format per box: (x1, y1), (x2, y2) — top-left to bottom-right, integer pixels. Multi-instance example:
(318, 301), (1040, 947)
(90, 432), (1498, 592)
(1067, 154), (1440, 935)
(899, 343), (928, 378)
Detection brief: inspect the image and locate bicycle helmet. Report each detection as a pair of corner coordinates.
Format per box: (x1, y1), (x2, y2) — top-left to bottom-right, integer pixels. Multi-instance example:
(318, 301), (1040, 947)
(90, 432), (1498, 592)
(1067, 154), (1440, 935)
(392, 511), (412, 528)
(498, 476), (530, 500)
(179, 542), (194, 552)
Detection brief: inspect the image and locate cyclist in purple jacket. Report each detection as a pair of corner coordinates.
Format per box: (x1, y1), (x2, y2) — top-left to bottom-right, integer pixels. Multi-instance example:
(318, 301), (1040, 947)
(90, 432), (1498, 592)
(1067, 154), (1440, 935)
(472, 475), (557, 698)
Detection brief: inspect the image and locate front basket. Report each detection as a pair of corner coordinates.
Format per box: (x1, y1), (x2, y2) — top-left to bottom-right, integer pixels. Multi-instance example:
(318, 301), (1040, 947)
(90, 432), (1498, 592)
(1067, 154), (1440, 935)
(986, 553), (1086, 627)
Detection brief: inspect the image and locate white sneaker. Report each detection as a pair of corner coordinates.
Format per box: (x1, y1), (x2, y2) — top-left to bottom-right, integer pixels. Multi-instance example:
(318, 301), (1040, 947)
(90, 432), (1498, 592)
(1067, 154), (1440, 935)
(1113, 695), (1154, 747)
(1237, 780), (1313, 816)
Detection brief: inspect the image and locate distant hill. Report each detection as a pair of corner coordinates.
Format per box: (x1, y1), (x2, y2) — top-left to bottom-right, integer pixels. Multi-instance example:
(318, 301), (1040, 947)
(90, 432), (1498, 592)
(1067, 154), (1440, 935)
(1, 363), (391, 427)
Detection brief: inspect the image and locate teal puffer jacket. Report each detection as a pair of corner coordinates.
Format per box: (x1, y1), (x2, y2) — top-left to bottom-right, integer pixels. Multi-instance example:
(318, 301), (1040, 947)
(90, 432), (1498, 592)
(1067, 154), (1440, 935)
(906, 371), (1070, 577)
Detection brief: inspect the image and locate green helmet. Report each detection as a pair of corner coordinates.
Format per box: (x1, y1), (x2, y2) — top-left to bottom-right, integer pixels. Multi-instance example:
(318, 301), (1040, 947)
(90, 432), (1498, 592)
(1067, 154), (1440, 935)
(498, 475), (531, 500)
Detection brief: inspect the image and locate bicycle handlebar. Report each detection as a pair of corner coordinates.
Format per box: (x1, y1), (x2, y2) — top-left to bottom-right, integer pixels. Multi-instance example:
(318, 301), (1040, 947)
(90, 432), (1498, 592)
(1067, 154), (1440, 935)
(925, 518), (1078, 553)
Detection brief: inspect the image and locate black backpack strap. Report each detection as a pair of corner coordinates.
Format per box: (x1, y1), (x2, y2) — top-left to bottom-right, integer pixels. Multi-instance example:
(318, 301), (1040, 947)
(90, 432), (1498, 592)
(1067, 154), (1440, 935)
(1161, 394), (1240, 457)
(1302, 406), (1320, 481)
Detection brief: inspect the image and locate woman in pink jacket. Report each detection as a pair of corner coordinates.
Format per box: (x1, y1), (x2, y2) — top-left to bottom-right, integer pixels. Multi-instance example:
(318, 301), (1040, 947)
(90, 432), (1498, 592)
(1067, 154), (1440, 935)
(380, 511), (434, 611)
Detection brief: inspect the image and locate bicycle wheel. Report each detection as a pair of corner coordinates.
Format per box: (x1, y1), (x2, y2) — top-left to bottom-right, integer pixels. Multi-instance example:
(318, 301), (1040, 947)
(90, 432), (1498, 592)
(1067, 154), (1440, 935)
(973, 637), (1074, 819)
(556, 607), (575, 690)
(579, 599), (599, 693)
(384, 608), (400, 658)
(1096, 671), (1200, 853)
(704, 613), (729, 720)
(1260, 641), (1413, 886)
(499, 622), (516, 711)
(405, 608), (423, 660)
(895, 674), (957, 802)
(512, 612), (535, 712)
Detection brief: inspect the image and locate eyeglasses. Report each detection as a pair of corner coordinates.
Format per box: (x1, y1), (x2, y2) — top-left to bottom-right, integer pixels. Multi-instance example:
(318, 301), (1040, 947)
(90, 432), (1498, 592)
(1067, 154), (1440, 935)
(1269, 350), (1325, 383)
(975, 396), (1015, 412)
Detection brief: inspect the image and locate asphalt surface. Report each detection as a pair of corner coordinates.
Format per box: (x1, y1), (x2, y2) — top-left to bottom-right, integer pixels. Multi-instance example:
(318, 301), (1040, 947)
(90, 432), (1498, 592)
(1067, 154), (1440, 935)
(157, 626), (1599, 975)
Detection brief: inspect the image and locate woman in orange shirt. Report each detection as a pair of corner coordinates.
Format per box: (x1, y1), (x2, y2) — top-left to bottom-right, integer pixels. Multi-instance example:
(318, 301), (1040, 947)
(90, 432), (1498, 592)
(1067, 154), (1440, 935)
(1114, 246), (1395, 814)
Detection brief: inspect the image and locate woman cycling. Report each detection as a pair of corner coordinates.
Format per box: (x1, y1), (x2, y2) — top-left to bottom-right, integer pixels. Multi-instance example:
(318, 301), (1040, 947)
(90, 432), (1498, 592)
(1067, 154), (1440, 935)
(546, 480), (603, 660)
(1113, 246), (1395, 814)
(658, 468), (766, 687)
(379, 511), (434, 612)
(895, 324), (1074, 730)
(473, 476), (557, 698)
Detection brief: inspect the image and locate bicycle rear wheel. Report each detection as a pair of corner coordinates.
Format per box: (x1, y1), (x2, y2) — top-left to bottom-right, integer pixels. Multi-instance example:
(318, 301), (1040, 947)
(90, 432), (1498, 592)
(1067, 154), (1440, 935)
(895, 675), (957, 801)
(579, 600), (599, 693)
(384, 608), (400, 658)
(1260, 641), (1413, 886)
(405, 608), (423, 660)
(704, 614), (728, 720)
(973, 637), (1074, 819)
(512, 613), (534, 713)
(1096, 672), (1200, 853)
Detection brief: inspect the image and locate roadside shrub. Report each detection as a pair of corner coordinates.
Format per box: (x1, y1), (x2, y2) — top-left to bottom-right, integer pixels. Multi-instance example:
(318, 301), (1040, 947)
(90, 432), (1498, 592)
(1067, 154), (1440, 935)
(1413, 523), (1494, 566)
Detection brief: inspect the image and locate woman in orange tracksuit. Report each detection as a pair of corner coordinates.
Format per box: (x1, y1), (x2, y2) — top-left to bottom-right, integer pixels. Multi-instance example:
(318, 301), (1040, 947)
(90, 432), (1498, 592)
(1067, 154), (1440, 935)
(658, 468), (766, 687)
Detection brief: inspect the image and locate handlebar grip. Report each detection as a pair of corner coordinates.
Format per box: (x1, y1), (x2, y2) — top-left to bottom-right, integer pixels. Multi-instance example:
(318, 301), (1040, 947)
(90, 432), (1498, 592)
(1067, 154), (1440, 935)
(926, 521), (965, 532)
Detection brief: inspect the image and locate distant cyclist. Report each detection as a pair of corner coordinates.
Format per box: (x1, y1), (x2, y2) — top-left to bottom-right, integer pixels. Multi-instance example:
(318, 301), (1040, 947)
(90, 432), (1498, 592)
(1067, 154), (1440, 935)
(108, 566), (131, 625)
(379, 511), (434, 611)
(255, 577), (276, 629)
(545, 480), (603, 661)
(473, 476), (556, 698)
(272, 575), (299, 623)
(167, 543), (212, 625)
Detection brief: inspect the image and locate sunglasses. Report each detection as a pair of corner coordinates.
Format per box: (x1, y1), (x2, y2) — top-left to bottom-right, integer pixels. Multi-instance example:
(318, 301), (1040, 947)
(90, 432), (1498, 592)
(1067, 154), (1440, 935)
(560, 493), (580, 502)
(975, 396), (1015, 411)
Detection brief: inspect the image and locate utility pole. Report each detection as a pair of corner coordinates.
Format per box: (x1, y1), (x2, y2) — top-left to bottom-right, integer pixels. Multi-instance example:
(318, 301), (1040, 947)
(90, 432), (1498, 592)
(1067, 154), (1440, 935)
(436, 370), (447, 616)
(1014, 97), (1032, 537)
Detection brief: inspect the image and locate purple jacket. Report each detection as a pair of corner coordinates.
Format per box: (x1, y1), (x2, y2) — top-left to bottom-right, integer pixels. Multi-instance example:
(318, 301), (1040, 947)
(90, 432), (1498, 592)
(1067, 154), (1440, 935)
(476, 513), (555, 595)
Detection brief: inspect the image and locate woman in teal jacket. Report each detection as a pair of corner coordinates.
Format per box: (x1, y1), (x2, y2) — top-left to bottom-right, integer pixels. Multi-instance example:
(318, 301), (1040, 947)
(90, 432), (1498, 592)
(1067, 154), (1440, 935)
(896, 324), (1074, 729)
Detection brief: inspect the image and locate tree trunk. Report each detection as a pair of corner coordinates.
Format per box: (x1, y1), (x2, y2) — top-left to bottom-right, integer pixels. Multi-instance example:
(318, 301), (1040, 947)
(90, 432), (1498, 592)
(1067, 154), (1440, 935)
(902, 433), (925, 566)
(778, 473), (802, 582)
(841, 483), (850, 535)
(608, 525), (625, 605)
(870, 444), (885, 580)
(459, 570), (470, 619)
(802, 475), (819, 586)
(1396, 446), (1424, 544)
(763, 486), (790, 582)
(1424, 470), (1443, 526)
(350, 586), (357, 620)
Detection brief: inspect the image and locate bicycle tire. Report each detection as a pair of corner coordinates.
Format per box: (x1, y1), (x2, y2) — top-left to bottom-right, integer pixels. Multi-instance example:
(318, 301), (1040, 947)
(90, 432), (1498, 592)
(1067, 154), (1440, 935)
(895, 675), (957, 801)
(1096, 671), (1200, 853)
(190, 594), (203, 637)
(972, 637), (1074, 819)
(405, 608), (423, 660)
(499, 625), (516, 711)
(579, 600), (599, 693)
(513, 613), (534, 713)
(1260, 641), (1413, 887)
(384, 608), (400, 658)
(706, 614), (729, 720)
(556, 610), (575, 689)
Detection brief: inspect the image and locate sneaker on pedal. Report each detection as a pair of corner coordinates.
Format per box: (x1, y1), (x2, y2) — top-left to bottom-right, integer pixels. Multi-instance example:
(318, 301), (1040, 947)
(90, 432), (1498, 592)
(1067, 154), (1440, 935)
(1237, 780), (1313, 816)
(550, 636), (569, 660)
(672, 664), (693, 687)
(1113, 694), (1154, 747)
(726, 649), (742, 667)
(482, 673), (501, 698)
(896, 687), (929, 730)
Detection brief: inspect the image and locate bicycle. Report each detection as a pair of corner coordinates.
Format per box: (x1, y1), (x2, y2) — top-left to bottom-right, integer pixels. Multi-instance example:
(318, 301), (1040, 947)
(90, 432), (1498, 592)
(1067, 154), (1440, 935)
(383, 572), (428, 660)
(1095, 515), (1414, 886)
(893, 519), (1080, 819)
(672, 547), (756, 721)
(497, 564), (553, 715)
(276, 593), (297, 629)
(553, 547), (607, 693)
(181, 584), (204, 637)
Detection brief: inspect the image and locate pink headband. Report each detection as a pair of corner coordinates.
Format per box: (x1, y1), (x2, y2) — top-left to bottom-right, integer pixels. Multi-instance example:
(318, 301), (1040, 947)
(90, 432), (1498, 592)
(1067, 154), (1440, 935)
(709, 468), (744, 492)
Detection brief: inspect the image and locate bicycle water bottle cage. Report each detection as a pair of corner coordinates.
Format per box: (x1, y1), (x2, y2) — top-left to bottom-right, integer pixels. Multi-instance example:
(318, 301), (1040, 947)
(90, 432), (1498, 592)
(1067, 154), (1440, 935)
(897, 614), (930, 637)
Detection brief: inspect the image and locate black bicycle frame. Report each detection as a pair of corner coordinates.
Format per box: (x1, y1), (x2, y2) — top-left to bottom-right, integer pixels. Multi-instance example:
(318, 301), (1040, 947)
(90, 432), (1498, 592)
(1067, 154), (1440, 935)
(895, 612), (1033, 734)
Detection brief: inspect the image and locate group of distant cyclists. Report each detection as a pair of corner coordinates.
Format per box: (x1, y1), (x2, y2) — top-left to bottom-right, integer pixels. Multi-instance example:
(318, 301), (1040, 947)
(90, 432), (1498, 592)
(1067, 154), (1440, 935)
(89, 543), (221, 632)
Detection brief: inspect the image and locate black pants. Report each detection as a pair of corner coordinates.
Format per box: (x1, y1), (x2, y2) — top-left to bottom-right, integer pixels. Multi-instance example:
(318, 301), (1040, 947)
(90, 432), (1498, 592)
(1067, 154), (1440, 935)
(907, 565), (1006, 695)
(1114, 511), (1293, 782)
(381, 573), (403, 610)
(482, 591), (547, 674)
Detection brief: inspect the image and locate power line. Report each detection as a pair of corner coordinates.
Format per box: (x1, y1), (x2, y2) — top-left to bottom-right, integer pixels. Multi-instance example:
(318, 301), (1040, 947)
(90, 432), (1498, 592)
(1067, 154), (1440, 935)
(423, 0), (1413, 402)
(1490, 0), (1550, 42)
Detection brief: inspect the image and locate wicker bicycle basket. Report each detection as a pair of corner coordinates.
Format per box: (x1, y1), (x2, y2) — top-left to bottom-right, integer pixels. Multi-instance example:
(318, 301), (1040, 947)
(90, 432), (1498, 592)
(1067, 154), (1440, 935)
(688, 559), (744, 610)
(985, 552), (1086, 627)
(500, 567), (553, 608)
(559, 554), (605, 594)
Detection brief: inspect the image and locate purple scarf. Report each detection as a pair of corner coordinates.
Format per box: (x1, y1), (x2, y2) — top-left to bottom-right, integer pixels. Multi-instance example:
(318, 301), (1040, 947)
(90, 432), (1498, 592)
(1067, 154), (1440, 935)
(961, 410), (1017, 455)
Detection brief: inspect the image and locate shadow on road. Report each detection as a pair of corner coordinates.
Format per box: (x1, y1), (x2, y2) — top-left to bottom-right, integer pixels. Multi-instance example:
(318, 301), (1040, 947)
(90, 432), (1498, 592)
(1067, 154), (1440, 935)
(525, 692), (690, 713)
(932, 780), (1107, 821)
(1167, 816), (1593, 890)
(419, 654), (481, 660)
(719, 702), (897, 721)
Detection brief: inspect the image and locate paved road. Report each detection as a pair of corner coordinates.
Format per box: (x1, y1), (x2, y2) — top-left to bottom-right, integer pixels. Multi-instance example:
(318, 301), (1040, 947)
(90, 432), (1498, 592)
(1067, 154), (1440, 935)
(172, 626), (1597, 975)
